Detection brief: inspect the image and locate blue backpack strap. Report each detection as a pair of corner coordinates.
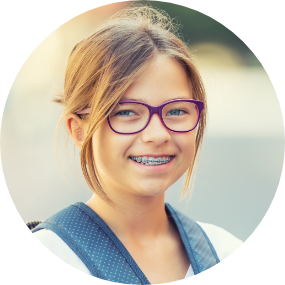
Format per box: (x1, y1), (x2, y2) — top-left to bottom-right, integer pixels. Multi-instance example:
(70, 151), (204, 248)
(32, 202), (150, 284)
(165, 203), (220, 275)
(32, 202), (219, 281)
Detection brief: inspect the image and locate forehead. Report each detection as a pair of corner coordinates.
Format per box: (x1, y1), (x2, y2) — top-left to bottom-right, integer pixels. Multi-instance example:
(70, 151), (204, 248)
(121, 56), (193, 105)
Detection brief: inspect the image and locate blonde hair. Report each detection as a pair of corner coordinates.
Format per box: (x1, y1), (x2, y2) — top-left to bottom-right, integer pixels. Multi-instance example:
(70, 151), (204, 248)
(55, 3), (207, 204)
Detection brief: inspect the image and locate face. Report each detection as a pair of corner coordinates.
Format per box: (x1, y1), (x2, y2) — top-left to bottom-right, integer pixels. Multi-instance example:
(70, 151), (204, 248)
(92, 56), (196, 198)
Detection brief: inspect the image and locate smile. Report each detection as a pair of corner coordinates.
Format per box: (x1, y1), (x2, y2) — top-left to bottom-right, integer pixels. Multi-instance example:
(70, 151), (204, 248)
(130, 156), (174, 165)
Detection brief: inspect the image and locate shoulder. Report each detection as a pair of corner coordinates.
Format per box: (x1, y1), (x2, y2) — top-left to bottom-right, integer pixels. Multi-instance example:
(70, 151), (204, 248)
(196, 221), (243, 261)
(33, 229), (92, 275)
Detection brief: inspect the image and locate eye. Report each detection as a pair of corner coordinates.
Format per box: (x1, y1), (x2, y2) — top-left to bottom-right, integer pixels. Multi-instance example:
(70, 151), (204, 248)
(166, 109), (187, 116)
(115, 110), (136, 117)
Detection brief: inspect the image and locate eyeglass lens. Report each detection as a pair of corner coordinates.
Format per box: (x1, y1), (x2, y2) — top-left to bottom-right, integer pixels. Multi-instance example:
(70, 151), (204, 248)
(109, 102), (198, 133)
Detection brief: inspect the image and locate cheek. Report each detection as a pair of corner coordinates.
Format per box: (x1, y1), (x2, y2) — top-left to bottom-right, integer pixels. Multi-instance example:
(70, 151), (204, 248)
(92, 120), (136, 172)
(175, 131), (196, 166)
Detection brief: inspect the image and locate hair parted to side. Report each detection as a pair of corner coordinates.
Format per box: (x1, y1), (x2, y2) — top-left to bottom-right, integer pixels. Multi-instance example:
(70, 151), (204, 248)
(54, 2), (207, 205)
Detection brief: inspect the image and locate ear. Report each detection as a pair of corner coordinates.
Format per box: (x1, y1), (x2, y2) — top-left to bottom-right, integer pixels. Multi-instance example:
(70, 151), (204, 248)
(66, 114), (86, 149)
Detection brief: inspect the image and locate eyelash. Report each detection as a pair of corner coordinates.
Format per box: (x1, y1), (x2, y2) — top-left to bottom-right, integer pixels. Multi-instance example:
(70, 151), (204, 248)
(166, 109), (188, 116)
(115, 110), (136, 117)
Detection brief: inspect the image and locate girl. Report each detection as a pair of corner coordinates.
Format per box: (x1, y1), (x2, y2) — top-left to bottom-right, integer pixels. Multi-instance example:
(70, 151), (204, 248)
(32, 4), (242, 284)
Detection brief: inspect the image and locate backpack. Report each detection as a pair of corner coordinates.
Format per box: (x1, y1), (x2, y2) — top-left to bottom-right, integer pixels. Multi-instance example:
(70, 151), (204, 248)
(32, 202), (220, 284)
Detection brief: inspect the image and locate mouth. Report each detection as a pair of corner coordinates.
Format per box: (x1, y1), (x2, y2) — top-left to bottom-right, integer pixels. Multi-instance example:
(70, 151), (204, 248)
(129, 155), (174, 166)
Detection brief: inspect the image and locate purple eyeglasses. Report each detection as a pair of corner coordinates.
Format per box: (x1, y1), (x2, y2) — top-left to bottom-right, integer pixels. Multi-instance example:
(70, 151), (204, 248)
(75, 99), (204, 134)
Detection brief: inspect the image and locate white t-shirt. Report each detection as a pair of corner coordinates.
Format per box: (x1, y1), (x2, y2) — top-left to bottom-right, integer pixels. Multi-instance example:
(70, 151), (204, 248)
(33, 221), (243, 279)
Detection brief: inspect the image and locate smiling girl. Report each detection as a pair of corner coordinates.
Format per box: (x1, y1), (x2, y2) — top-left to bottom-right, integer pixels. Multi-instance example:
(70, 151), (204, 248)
(32, 4), (242, 284)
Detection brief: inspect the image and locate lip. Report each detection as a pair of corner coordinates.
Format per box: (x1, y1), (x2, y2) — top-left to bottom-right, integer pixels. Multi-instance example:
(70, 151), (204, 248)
(129, 156), (175, 172)
(129, 154), (175, 158)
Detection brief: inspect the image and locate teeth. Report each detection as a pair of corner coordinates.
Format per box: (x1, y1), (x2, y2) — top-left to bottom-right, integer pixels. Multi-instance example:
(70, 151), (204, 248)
(131, 156), (173, 165)
(148, 157), (154, 165)
(142, 156), (148, 163)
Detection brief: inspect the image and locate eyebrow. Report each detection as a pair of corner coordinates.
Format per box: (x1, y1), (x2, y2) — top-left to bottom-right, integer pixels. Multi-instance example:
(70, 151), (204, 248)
(119, 97), (190, 103)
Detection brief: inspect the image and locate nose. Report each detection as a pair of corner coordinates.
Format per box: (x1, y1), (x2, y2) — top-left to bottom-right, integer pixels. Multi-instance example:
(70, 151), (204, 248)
(140, 114), (171, 145)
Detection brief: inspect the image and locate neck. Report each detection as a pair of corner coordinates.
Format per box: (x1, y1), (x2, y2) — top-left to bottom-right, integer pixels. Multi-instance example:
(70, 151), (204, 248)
(86, 192), (170, 244)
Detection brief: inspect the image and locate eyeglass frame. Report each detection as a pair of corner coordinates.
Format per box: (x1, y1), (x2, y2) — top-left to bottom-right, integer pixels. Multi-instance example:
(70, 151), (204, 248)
(76, 99), (204, 135)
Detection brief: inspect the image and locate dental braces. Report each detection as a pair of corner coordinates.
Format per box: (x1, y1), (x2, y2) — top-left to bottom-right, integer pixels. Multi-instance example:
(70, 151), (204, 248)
(130, 156), (172, 165)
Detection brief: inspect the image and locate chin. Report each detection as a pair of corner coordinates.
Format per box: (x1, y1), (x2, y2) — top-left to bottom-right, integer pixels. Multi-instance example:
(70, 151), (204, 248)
(135, 181), (170, 197)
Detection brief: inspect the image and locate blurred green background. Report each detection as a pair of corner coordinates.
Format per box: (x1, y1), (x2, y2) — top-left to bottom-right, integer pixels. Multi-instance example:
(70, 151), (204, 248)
(1, 1), (284, 241)
(149, 1), (260, 67)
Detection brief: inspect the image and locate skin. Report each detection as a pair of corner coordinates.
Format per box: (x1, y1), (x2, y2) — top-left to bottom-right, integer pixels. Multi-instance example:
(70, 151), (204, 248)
(66, 56), (196, 283)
